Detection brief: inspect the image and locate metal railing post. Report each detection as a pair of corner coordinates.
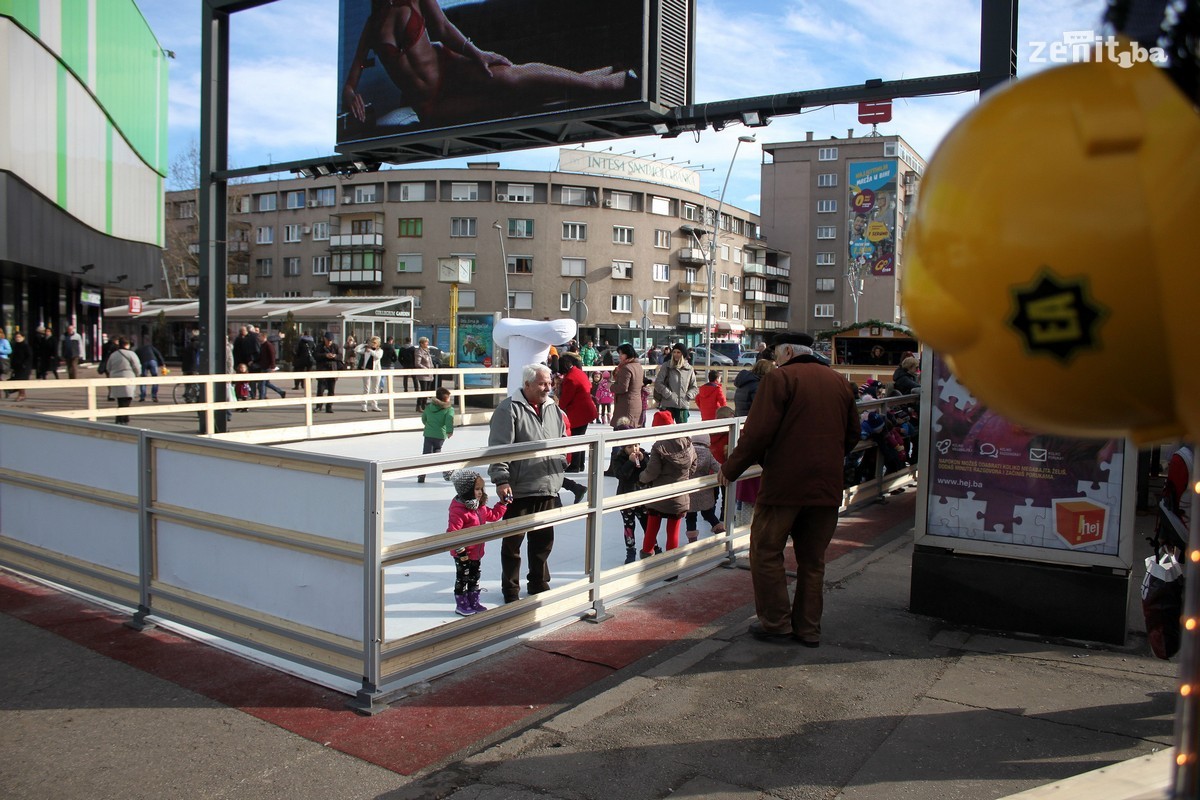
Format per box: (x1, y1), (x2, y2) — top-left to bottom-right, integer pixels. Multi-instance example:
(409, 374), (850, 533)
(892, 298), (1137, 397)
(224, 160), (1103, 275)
(585, 432), (612, 622)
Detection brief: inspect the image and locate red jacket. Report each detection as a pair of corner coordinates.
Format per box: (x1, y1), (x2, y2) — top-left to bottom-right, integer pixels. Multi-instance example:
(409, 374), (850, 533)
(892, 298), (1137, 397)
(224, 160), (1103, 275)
(559, 366), (598, 428)
(446, 498), (509, 560)
(721, 355), (858, 507)
(696, 382), (728, 420)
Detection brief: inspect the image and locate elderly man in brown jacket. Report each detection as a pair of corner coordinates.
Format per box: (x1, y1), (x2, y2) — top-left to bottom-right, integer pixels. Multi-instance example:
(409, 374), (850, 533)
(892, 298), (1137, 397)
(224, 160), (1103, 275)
(718, 331), (859, 646)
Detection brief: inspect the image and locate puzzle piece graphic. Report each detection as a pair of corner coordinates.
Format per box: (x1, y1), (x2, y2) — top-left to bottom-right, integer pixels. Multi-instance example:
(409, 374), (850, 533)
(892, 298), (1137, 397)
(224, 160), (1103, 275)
(937, 373), (976, 411)
(1011, 498), (1052, 545)
(1076, 452), (1124, 505)
(949, 491), (987, 529)
(928, 492), (987, 539)
(930, 404), (945, 434)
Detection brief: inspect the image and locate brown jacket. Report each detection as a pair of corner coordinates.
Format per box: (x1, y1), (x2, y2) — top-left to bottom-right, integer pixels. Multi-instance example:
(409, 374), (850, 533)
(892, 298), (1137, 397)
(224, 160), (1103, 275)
(611, 359), (644, 426)
(721, 355), (858, 507)
(639, 435), (696, 517)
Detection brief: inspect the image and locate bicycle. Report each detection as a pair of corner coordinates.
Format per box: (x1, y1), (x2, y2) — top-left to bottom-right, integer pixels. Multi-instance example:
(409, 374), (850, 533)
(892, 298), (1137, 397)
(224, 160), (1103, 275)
(172, 379), (203, 405)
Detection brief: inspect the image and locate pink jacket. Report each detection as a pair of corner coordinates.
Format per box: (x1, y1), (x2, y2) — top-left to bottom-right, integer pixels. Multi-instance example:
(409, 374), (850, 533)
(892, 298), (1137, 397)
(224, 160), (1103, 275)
(446, 498), (509, 560)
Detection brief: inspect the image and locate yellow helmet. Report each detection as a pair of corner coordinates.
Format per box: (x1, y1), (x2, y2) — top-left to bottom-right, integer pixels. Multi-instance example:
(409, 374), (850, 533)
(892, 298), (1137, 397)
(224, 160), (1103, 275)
(904, 55), (1200, 443)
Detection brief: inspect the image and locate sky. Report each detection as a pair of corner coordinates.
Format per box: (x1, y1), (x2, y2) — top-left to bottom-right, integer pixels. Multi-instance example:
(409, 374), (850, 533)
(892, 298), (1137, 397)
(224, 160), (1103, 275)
(135, 0), (1113, 214)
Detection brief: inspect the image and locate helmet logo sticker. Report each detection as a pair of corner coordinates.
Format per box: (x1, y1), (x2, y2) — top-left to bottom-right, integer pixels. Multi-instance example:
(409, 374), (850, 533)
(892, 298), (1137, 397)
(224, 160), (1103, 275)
(1008, 268), (1108, 363)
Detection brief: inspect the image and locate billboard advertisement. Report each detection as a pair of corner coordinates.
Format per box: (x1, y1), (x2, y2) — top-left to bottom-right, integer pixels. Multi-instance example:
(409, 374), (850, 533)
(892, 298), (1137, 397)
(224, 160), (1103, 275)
(847, 160), (897, 277)
(457, 312), (498, 389)
(918, 351), (1132, 567)
(338, 0), (649, 149)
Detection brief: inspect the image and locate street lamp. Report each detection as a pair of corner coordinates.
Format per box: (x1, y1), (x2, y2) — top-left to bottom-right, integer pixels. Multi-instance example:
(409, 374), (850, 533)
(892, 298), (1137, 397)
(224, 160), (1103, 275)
(493, 221), (510, 317)
(704, 134), (756, 369)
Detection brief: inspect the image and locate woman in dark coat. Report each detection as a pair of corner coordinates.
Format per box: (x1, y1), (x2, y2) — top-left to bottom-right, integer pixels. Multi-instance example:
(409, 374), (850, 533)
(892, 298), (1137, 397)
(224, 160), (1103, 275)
(892, 356), (921, 395)
(733, 357), (774, 416)
(5, 332), (32, 400)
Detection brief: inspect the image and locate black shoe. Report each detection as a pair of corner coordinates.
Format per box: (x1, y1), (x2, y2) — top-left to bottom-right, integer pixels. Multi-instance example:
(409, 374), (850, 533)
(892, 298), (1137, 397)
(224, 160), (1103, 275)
(795, 637), (820, 648)
(279, 391), (287, 399)
(748, 622), (795, 644)
(571, 484), (587, 504)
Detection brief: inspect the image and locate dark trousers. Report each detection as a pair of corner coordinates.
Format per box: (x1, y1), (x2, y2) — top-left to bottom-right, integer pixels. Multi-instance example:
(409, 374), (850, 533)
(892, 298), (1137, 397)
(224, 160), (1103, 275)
(749, 504), (840, 642)
(416, 379), (434, 410)
(500, 495), (559, 601)
(115, 396), (132, 425)
(317, 375), (336, 410)
(418, 436), (444, 482)
(566, 423), (588, 472)
(685, 508), (721, 530)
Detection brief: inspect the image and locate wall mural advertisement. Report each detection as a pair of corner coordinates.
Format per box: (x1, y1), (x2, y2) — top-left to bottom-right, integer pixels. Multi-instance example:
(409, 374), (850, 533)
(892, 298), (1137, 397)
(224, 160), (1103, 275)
(847, 160), (897, 277)
(456, 312), (497, 389)
(337, 0), (645, 147)
(924, 353), (1126, 558)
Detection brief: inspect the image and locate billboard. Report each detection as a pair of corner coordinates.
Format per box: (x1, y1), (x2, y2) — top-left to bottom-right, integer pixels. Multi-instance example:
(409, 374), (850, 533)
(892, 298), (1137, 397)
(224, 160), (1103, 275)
(917, 352), (1132, 567)
(337, 0), (665, 150)
(558, 148), (701, 192)
(847, 160), (897, 277)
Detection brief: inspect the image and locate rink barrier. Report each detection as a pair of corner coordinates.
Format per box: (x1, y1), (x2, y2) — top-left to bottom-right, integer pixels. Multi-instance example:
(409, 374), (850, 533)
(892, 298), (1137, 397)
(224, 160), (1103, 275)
(0, 389), (917, 712)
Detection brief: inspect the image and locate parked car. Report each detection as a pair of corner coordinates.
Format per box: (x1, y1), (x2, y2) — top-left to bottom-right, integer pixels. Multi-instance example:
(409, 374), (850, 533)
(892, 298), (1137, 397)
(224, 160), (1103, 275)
(690, 346), (735, 366)
(737, 352), (760, 366)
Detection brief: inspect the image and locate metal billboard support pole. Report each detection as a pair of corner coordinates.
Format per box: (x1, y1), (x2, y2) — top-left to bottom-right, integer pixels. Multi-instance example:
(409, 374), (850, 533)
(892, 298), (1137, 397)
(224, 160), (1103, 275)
(705, 135), (755, 369)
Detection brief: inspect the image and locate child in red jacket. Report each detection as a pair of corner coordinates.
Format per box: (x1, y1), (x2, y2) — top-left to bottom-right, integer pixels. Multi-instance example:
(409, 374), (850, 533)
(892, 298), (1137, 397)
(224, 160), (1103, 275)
(446, 470), (510, 616)
(695, 370), (728, 420)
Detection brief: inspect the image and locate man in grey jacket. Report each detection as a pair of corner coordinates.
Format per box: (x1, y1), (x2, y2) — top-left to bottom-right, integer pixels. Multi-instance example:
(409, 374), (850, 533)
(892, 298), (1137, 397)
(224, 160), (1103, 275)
(489, 363), (568, 603)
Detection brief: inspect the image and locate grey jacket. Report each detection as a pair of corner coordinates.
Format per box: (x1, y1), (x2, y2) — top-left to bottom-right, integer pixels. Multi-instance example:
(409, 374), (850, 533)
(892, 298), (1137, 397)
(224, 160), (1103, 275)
(488, 391), (568, 498)
(653, 360), (698, 410)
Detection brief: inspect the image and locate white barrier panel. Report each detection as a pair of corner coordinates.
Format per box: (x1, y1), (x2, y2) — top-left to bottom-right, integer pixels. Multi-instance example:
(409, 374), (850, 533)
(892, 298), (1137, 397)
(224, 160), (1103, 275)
(0, 419), (139, 497)
(1, 484), (139, 574)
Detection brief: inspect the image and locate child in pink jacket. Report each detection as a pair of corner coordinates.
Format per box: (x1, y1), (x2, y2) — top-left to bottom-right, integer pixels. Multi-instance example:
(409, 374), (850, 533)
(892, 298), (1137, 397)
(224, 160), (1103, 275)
(446, 470), (510, 616)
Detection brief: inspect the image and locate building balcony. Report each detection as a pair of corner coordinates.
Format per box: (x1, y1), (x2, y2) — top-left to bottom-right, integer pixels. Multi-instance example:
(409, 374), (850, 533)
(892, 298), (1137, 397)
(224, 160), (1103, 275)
(677, 248), (707, 265)
(745, 318), (789, 331)
(328, 269), (383, 285)
(744, 290), (790, 305)
(676, 280), (707, 297)
(677, 312), (705, 327)
(743, 262), (789, 278)
(329, 233), (384, 248)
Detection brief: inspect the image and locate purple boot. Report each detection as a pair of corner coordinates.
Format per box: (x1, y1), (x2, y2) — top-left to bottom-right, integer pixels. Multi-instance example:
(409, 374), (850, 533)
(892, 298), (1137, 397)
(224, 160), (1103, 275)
(467, 589), (487, 613)
(454, 593), (476, 616)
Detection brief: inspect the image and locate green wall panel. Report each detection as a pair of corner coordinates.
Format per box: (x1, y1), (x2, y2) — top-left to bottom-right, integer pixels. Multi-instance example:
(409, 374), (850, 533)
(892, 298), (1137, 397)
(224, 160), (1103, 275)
(60, 3), (89, 85)
(0, 0), (41, 35)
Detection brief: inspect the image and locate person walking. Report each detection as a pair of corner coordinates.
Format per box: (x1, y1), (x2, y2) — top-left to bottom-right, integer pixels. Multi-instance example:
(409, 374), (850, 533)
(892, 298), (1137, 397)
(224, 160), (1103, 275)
(252, 331), (287, 400)
(292, 330), (316, 390)
(397, 337), (416, 392)
(135, 339), (166, 402)
(61, 325), (84, 379)
(105, 337), (141, 424)
(718, 332), (859, 647)
(34, 326), (59, 379)
(611, 343), (645, 428)
(445, 470), (510, 616)
(557, 352), (596, 473)
(488, 363), (568, 603)
(4, 332), (32, 400)
(419, 386), (455, 483)
(413, 337), (436, 411)
(652, 342), (698, 423)
(0, 328), (11, 381)
(316, 332), (340, 413)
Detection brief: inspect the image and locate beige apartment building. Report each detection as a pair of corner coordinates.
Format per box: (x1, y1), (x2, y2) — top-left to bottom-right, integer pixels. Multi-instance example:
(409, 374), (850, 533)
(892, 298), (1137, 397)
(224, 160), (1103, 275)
(163, 153), (791, 351)
(759, 131), (925, 332)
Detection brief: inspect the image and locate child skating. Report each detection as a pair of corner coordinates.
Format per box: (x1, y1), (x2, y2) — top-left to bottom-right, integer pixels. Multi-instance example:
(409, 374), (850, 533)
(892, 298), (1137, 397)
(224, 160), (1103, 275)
(595, 370), (615, 424)
(446, 470), (510, 616)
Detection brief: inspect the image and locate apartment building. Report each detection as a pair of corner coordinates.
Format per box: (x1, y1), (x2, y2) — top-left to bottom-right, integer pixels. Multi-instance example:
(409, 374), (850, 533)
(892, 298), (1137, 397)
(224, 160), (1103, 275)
(759, 131), (925, 332)
(164, 153), (791, 349)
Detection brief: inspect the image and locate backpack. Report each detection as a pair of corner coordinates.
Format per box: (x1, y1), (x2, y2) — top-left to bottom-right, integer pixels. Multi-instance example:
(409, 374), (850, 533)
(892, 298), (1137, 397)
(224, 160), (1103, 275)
(294, 339), (315, 365)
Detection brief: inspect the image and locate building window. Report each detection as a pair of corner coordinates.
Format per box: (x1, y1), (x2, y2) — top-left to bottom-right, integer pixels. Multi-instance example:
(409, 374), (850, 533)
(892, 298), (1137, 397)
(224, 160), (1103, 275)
(654, 229), (671, 248)
(451, 217), (477, 237)
(312, 255), (330, 275)
(311, 222), (329, 240)
(503, 183), (534, 202)
(733, 249), (742, 264)
(884, 141), (898, 157)
(816, 226), (837, 239)
(499, 218), (531, 239)
(817, 199), (837, 213)
(284, 257), (301, 276)
(561, 186), (587, 205)
(561, 257), (586, 277)
(256, 258), (273, 277)
(236, 196), (251, 214)
(719, 303), (728, 319)
(818, 147), (838, 161)
(730, 275), (740, 290)
(560, 292), (571, 312)
(683, 203), (699, 221)
(178, 201), (195, 219)
(283, 290), (301, 298)
(507, 255), (533, 274)
(351, 219), (374, 234)
(816, 252), (836, 266)
(562, 222), (587, 241)
(814, 303), (835, 317)
(608, 191), (633, 211)
(732, 304), (740, 320)
(397, 253), (423, 273)
(458, 289), (477, 308)
(685, 267), (697, 283)
(611, 294), (632, 313)
(612, 226), (634, 245)
(649, 196), (671, 215)
(256, 226), (273, 244)
(255, 193), (276, 212)
(719, 244), (729, 261)
(611, 260), (633, 280)
(398, 218), (423, 237)
(509, 290), (534, 310)
(354, 185), (377, 204)
(652, 296), (670, 315)
(285, 190), (305, 209)
(818, 173), (838, 188)
(284, 224), (302, 243)
(816, 278), (836, 292)
(313, 187), (336, 207)
(720, 273), (729, 289)
(450, 182), (478, 201)
(399, 182), (426, 201)
(652, 263), (670, 282)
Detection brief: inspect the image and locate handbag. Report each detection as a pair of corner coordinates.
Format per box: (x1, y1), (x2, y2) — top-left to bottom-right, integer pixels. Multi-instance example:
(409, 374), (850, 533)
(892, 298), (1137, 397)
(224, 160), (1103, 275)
(1142, 552), (1184, 660)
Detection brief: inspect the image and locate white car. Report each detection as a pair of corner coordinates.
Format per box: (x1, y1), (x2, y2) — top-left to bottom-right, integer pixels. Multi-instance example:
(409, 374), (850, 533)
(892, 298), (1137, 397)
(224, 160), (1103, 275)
(737, 352), (760, 366)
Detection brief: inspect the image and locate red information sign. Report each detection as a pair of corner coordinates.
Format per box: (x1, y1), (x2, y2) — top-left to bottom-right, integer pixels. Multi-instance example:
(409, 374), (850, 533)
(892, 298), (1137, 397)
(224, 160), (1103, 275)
(129, 296), (143, 315)
(858, 100), (893, 124)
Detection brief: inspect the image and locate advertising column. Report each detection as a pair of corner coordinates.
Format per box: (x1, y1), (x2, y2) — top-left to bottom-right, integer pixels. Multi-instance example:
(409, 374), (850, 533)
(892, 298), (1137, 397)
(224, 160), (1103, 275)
(456, 312), (501, 408)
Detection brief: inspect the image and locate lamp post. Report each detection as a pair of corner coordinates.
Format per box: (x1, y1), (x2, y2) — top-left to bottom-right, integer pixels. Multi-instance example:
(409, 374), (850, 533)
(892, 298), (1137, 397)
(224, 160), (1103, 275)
(493, 221), (510, 317)
(704, 134), (756, 369)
